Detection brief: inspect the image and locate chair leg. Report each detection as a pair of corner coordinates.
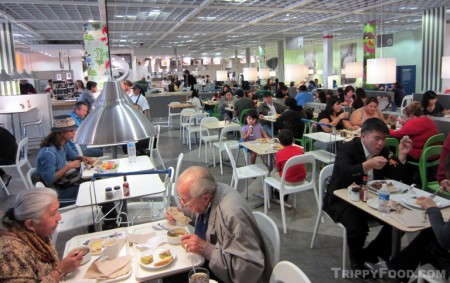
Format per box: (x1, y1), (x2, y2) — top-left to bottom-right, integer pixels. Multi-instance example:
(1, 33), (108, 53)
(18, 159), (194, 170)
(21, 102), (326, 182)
(280, 194), (287, 234)
(219, 150), (223, 175)
(17, 166), (29, 189)
(212, 147), (216, 167)
(39, 124), (45, 138)
(264, 183), (268, 215)
(342, 228), (348, 277)
(157, 151), (165, 169)
(0, 177), (11, 196)
(310, 211), (323, 248)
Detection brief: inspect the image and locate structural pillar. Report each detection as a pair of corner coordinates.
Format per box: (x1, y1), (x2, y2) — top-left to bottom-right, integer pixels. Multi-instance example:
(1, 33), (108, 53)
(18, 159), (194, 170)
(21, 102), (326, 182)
(0, 23), (20, 95)
(246, 48), (251, 68)
(277, 40), (285, 82)
(323, 31), (333, 89)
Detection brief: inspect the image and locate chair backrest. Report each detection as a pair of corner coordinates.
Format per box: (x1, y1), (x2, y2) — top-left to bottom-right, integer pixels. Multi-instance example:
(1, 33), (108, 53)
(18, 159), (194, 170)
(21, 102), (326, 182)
(163, 167), (175, 206)
(270, 261), (312, 283)
(26, 167), (37, 188)
(219, 124), (242, 143)
(200, 117), (219, 138)
(253, 211), (280, 265)
(35, 182), (45, 188)
(279, 154), (316, 190)
(189, 112), (209, 125)
(224, 143), (238, 186)
(419, 145), (442, 189)
(400, 95), (413, 112)
(16, 137), (29, 165)
(149, 124), (160, 152)
(424, 133), (445, 148)
(239, 108), (251, 126)
(173, 153), (184, 206)
(385, 137), (399, 157)
(317, 164), (334, 208)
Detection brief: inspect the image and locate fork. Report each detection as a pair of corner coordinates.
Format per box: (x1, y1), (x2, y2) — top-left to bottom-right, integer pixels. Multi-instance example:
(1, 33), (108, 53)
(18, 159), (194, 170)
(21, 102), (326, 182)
(430, 186), (443, 199)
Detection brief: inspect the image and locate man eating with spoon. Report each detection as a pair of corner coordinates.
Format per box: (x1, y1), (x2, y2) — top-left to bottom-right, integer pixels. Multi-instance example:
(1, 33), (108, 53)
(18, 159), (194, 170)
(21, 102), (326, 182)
(166, 166), (272, 283)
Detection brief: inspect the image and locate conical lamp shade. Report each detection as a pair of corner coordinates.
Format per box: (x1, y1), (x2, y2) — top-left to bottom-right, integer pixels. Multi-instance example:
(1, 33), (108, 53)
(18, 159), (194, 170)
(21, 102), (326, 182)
(9, 68), (23, 79)
(74, 80), (156, 146)
(29, 70), (39, 80)
(21, 70), (32, 79)
(0, 69), (13, 81)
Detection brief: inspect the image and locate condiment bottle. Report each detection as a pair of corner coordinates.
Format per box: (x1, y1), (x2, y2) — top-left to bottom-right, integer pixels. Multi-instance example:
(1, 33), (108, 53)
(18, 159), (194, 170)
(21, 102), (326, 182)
(105, 187), (113, 200)
(351, 185), (360, 202)
(360, 175), (368, 202)
(123, 175), (130, 197)
(113, 185), (122, 199)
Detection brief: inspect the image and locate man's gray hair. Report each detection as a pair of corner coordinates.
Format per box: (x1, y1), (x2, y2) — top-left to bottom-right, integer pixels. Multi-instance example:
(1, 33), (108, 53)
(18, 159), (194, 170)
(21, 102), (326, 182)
(187, 166), (217, 198)
(13, 188), (57, 223)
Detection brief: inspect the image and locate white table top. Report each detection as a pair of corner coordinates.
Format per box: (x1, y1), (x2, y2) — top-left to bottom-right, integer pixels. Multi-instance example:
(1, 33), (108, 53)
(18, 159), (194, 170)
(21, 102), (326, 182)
(82, 156), (154, 179)
(0, 106), (36, 114)
(63, 220), (204, 282)
(202, 121), (240, 130)
(76, 174), (166, 207)
(303, 132), (345, 143)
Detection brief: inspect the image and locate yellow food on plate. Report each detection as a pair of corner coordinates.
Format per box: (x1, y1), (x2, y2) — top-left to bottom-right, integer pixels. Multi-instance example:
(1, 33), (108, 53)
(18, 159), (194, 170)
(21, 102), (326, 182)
(272, 144), (283, 150)
(159, 250), (172, 259)
(89, 239), (103, 254)
(141, 255), (154, 265)
(154, 256), (174, 267)
(100, 161), (119, 171)
(256, 138), (268, 143)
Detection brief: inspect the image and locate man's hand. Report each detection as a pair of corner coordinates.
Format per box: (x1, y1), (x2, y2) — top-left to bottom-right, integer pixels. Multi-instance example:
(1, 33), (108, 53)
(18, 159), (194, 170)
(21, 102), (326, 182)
(165, 208), (178, 224)
(398, 137), (413, 163)
(416, 196), (438, 210)
(440, 179), (450, 193)
(259, 114), (265, 120)
(181, 234), (207, 255)
(368, 156), (388, 170)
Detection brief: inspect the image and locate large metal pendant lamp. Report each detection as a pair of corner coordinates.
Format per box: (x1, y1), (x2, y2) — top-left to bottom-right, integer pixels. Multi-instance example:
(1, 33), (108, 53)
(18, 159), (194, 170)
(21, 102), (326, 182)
(0, 69), (13, 81)
(73, 1), (156, 151)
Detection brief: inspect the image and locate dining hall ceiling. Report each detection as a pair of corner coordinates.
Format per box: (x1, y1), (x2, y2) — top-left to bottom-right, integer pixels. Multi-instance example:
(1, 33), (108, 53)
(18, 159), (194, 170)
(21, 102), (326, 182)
(0, 0), (448, 57)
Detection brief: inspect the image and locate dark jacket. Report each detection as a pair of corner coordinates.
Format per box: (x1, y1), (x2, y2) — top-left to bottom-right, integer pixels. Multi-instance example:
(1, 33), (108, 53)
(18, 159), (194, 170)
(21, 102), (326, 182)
(275, 109), (305, 139)
(323, 137), (406, 222)
(256, 102), (285, 126)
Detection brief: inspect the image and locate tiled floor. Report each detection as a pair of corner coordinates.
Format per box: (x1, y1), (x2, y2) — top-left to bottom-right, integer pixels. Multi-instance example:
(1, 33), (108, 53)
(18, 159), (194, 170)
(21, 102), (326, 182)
(0, 119), (387, 282)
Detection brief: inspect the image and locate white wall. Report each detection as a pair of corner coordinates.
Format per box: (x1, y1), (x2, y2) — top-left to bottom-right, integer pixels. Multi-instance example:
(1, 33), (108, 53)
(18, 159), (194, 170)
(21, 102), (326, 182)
(27, 53), (84, 82)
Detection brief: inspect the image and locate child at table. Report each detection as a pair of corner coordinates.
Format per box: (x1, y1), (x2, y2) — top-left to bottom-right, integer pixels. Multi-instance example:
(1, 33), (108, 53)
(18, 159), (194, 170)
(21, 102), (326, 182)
(270, 129), (307, 202)
(242, 109), (269, 164)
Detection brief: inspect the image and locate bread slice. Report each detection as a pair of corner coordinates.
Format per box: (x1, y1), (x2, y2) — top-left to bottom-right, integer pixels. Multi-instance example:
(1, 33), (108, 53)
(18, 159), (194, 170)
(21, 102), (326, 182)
(154, 256), (173, 267)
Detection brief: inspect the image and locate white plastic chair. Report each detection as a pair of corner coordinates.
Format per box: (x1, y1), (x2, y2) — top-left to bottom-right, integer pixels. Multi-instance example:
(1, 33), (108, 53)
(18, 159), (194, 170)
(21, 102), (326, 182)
(149, 125), (165, 169)
(310, 164), (348, 275)
(26, 168), (98, 244)
(264, 154), (318, 234)
(212, 124), (242, 175)
(412, 264), (448, 283)
(198, 117), (220, 163)
(224, 143), (268, 198)
(400, 95), (413, 113)
(253, 211), (280, 265)
(270, 261), (312, 283)
(0, 137), (32, 192)
(172, 153), (184, 207)
(22, 108), (44, 139)
(186, 112), (209, 150)
(180, 108), (196, 143)
(168, 102), (182, 129)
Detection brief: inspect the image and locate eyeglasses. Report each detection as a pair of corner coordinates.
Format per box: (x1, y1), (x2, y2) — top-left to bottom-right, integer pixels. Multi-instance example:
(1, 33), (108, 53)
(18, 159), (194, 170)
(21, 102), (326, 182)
(177, 195), (196, 207)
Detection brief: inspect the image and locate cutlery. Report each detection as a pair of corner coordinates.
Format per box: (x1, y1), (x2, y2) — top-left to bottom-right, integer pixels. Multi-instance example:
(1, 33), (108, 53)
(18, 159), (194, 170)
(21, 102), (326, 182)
(158, 223), (171, 231)
(430, 186), (443, 199)
(408, 184), (417, 194)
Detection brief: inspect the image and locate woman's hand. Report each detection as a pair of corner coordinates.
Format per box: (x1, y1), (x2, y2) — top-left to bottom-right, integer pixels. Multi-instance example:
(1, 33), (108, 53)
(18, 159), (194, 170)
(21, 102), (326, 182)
(59, 250), (83, 274)
(416, 196), (438, 210)
(338, 112), (349, 120)
(81, 156), (95, 165)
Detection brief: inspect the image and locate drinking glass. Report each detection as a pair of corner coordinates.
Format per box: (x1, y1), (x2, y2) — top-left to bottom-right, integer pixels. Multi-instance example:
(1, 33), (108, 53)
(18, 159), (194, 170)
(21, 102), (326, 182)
(189, 267), (210, 283)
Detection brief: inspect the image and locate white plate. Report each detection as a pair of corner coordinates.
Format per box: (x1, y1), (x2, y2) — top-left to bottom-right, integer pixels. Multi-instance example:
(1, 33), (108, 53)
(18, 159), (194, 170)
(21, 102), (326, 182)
(367, 198), (378, 210)
(400, 196), (428, 210)
(367, 180), (406, 194)
(139, 248), (177, 270)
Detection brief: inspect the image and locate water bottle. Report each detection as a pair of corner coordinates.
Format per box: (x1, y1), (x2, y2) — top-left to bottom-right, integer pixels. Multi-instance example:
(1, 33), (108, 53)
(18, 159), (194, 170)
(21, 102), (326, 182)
(127, 142), (137, 163)
(249, 126), (254, 137)
(378, 184), (390, 216)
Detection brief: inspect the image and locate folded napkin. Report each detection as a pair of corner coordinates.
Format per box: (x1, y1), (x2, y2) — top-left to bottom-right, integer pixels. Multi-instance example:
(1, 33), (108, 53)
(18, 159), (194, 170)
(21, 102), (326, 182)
(84, 255), (133, 279)
(127, 229), (156, 245)
(390, 210), (428, 228)
(136, 234), (166, 249)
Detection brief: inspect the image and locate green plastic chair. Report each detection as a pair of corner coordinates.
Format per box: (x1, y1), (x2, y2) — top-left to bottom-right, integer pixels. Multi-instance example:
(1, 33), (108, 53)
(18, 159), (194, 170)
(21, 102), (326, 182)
(301, 122), (315, 152)
(212, 103), (221, 120)
(408, 133), (445, 167)
(419, 145), (445, 195)
(385, 137), (399, 157)
(239, 108), (252, 126)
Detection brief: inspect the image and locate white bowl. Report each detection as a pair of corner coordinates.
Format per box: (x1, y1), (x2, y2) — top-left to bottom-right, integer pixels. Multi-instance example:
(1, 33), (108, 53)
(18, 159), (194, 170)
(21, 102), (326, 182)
(166, 228), (187, 245)
(74, 246), (91, 265)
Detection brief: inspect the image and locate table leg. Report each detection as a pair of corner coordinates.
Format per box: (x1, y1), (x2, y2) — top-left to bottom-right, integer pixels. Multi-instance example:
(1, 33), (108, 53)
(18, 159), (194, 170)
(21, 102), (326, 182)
(390, 228), (402, 258)
(17, 113), (22, 139)
(10, 113), (16, 138)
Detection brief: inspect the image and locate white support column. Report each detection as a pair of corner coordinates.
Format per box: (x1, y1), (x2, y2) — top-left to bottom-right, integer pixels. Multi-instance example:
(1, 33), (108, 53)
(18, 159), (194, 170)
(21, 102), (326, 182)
(323, 32), (333, 89)
(278, 40), (285, 82)
(0, 23), (20, 95)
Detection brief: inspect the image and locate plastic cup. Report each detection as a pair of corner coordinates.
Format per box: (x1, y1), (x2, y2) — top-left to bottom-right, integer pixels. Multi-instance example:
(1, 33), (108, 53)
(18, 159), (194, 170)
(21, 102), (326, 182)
(188, 267), (210, 283)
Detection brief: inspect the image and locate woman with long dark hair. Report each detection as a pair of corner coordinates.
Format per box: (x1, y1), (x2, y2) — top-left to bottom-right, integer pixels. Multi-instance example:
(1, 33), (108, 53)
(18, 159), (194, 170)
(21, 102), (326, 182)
(422, 90), (447, 117)
(317, 96), (355, 132)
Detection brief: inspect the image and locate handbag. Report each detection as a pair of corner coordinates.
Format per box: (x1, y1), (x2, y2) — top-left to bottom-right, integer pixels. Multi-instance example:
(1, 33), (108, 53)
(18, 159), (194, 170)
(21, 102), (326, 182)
(54, 171), (82, 189)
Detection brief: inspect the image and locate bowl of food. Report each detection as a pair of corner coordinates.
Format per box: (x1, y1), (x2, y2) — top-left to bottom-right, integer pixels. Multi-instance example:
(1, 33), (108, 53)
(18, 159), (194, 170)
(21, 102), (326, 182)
(166, 228), (187, 245)
(74, 246), (91, 265)
(97, 161), (119, 173)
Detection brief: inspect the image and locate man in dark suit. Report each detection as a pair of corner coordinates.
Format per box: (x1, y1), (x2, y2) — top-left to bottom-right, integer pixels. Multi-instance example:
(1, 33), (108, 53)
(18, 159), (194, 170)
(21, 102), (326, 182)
(323, 118), (413, 271)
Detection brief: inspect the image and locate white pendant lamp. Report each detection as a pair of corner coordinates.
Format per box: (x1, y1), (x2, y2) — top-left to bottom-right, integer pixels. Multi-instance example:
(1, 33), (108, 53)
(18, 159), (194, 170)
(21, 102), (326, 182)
(258, 68), (270, 79)
(442, 56), (450, 79)
(345, 62), (363, 78)
(243, 67), (258, 81)
(285, 64), (308, 83)
(366, 58), (396, 84)
(216, 70), (228, 81)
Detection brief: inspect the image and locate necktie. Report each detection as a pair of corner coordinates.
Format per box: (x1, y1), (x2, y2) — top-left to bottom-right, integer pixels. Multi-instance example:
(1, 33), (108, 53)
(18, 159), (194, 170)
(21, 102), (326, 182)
(195, 213), (208, 240)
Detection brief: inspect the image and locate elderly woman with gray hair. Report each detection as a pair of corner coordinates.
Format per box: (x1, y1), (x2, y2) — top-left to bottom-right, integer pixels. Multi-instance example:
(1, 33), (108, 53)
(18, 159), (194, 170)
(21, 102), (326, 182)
(0, 188), (82, 282)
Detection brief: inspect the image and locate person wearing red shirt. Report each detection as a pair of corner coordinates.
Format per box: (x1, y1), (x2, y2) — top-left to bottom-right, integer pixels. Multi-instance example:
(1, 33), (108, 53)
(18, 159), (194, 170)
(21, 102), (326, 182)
(389, 102), (439, 184)
(270, 129), (307, 202)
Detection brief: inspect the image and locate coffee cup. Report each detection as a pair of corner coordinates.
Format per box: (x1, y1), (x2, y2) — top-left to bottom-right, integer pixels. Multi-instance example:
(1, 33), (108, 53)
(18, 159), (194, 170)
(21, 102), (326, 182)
(102, 238), (120, 259)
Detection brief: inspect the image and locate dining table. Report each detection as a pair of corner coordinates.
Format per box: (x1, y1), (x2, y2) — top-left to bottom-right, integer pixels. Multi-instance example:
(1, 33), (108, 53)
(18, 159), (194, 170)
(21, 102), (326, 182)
(259, 115), (277, 136)
(82, 156), (154, 179)
(168, 103), (195, 110)
(0, 106), (36, 139)
(302, 131), (345, 163)
(334, 186), (450, 257)
(62, 220), (204, 282)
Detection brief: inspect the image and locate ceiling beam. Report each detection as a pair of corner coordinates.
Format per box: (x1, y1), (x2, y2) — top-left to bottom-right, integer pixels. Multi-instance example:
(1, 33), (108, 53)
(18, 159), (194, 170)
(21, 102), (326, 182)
(0, 9), (45, 40)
